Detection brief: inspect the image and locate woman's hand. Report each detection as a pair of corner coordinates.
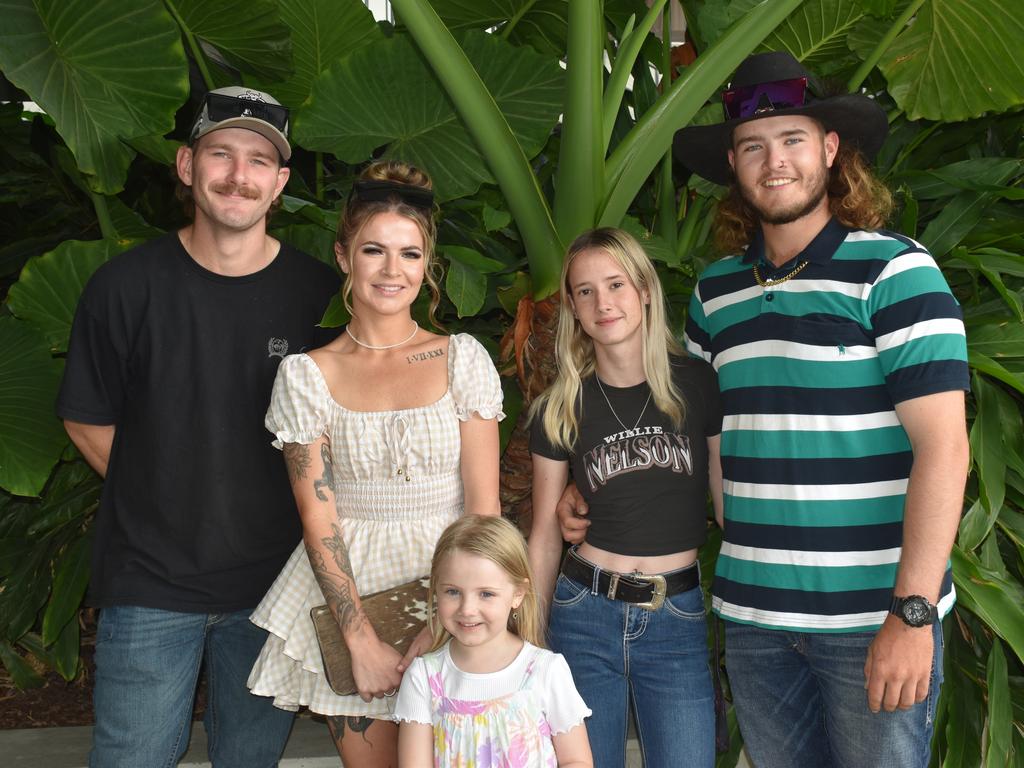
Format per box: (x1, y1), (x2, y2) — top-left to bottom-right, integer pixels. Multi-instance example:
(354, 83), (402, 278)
(398, 624), (434, 673)
(348, 634), (405, 703)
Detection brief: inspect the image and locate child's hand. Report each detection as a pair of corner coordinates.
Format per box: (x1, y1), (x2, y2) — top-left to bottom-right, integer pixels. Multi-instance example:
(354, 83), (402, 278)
(397, 625), (433, 672)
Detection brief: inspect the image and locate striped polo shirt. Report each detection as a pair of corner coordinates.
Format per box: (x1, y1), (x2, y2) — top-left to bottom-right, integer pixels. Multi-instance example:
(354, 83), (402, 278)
(684, 219), (969, 632)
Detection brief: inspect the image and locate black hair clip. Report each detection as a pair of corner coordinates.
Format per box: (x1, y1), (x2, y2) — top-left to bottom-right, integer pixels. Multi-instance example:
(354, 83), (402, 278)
(351, 180), (434, 211)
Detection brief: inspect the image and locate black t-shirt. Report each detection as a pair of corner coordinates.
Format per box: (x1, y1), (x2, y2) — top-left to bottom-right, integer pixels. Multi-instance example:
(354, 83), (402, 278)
(530, 358), (722, 556)
(57, 233), (340, 612)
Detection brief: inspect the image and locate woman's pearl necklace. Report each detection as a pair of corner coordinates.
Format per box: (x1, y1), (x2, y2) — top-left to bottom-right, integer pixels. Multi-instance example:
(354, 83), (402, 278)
(345, 321), (419, 350)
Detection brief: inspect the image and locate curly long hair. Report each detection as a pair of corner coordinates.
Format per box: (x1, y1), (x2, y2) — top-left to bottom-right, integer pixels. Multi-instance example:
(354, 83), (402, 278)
(335, 160), (442, 328)
(714, 143), (894, 255)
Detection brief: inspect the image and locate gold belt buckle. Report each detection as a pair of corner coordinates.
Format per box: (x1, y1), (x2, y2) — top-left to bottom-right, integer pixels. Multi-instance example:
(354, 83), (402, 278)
(631, 573), (667, 611)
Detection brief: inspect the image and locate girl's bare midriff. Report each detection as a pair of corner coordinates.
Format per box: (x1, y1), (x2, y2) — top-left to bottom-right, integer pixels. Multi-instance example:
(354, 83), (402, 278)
(577, 542), (697, 576)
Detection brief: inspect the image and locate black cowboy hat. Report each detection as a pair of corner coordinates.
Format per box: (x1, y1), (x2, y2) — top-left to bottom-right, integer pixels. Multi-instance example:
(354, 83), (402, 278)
(673, 51), (888, 186)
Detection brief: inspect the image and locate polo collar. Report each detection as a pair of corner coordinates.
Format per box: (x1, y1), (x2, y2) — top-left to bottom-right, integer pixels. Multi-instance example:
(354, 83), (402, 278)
(741, 217), (850, 267)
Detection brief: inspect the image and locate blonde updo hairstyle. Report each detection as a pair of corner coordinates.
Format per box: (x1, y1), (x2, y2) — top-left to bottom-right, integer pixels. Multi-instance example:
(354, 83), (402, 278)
(335, 160), (442, 327)
(427, 515), (544, 653)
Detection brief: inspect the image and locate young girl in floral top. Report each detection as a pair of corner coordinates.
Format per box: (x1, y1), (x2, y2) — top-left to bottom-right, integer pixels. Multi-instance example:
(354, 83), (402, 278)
(395, 515), (592, 767)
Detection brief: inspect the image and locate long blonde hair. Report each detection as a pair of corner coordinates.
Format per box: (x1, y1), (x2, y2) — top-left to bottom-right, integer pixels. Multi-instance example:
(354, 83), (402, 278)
(530, 228), (685, 451)
(427, 515), (544, 652)
(335, 160), (443, 327)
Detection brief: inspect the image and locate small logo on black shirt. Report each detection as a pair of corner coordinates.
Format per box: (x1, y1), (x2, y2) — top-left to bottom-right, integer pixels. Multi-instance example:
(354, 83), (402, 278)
(267, 338), (289, 359)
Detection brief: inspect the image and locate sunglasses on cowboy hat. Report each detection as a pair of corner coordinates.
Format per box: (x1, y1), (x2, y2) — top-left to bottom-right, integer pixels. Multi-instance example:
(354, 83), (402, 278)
(673, 52), (888, 186)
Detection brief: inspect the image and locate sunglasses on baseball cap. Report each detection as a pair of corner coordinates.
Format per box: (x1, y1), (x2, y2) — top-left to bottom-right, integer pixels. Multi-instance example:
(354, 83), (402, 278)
(189, 88), (292, 162)
(203, 93), (289, 132)
(722, 76), (809, 120)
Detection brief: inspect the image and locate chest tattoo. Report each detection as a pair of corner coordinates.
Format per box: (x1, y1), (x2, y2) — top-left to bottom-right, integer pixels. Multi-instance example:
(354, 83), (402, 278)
(406, 348), (445, 364)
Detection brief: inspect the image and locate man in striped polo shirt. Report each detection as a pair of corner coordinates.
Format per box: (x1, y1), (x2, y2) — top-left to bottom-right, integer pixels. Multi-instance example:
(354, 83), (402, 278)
(673, 52), (970, 766)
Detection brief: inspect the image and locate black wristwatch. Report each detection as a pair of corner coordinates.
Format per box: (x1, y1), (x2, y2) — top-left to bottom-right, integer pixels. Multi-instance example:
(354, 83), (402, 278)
(889, 595), (938, 627)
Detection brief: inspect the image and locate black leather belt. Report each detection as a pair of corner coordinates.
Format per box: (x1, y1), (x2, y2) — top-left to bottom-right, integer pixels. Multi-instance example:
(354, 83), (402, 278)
(561, 549), (700, 610)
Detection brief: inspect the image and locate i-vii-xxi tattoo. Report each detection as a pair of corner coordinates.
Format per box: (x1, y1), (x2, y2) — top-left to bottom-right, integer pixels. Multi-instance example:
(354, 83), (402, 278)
(306, 522), (365, 634)
(406, 347), (444, 364)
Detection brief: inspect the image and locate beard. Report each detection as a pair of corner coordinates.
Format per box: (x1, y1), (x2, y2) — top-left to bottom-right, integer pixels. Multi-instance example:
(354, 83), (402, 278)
(739, 163), (829, 226)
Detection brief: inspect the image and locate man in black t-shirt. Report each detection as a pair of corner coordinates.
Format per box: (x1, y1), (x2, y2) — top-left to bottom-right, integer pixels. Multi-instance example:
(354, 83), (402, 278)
(57, 87), (339, 768)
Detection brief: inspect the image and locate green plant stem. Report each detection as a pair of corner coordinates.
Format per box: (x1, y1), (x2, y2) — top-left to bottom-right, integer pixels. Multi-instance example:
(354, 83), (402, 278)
(163, 0), (216, 90)
(657, 9), (676, 248)
(675, 191), (708, 262)
(501, 0), (540, 39)
(315, 152), (325, 202)
(846, 0), (927, 92)
(90, 192), (117, 240)
(390, 0), (563, 298)
(553, 0), (605, 241)
(602, 0), (668, 152)
(598, 0), (804, 227)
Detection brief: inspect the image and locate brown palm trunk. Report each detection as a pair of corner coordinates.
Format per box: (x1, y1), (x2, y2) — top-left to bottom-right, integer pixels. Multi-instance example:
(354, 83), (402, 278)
(499, 294), (560, 534)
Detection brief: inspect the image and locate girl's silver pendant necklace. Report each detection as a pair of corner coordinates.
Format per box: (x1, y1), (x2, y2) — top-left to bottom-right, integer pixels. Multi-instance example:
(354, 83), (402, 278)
(596, 376), (652, 431)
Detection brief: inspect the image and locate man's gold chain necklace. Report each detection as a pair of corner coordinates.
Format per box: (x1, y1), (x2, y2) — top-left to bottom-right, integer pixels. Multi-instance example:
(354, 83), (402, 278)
(752, 260), (809, 287)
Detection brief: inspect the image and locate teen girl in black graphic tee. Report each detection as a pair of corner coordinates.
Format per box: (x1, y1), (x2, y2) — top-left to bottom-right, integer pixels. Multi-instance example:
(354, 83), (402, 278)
(528, 228), (722, 768)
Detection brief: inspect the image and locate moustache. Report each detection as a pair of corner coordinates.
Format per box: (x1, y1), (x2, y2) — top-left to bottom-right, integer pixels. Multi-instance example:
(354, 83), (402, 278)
(209, 181), (261, 200)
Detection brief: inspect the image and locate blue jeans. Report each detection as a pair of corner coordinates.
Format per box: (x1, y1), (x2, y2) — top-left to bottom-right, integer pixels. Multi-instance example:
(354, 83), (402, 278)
(549, 558), (715, 768)
(724, 620), (944, 768)
(90, 606), (294, 768)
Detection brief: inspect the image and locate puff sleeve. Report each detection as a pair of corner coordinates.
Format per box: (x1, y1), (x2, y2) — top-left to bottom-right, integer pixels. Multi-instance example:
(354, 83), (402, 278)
(265, 354), (329, 449)
(449, 333), (505, 422)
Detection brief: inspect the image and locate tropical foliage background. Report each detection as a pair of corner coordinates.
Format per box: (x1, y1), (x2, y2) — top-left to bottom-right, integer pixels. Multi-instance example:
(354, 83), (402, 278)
(1, 0), (1022, 764)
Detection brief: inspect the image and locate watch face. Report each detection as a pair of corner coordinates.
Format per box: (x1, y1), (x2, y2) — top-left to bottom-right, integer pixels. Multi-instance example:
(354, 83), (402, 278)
(903, 598), (931, 627)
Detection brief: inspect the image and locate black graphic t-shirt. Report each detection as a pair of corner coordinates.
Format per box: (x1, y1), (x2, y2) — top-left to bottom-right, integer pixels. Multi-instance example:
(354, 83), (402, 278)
(531, 357), (722, 556)
(57, 233), (340, 612)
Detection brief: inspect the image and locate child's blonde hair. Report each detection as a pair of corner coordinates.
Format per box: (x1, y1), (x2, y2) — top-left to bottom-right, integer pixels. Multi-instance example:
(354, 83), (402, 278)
(427, 515), (544, 652)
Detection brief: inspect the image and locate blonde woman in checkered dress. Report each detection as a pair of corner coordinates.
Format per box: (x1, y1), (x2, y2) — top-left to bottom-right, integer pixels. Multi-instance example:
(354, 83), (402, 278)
(247, 161), (503, 767)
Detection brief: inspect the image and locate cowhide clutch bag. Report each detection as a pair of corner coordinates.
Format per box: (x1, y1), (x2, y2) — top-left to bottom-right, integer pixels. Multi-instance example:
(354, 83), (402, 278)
(310, 576), (430, 696)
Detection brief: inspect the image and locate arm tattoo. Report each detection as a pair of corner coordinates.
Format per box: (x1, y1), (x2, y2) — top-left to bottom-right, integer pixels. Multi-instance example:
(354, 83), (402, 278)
(313, 443), (335, 501)
(283, 443), (311, 484)
(305, 522), (365, 634)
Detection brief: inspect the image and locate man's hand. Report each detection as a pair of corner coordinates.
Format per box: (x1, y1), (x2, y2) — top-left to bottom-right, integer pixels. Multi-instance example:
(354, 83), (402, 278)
(555, 482), (589, 544)
(864, 615), (934, 713)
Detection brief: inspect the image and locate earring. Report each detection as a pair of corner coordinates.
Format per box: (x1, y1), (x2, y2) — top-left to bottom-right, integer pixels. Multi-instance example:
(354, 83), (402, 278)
(512, 610), (518, 622)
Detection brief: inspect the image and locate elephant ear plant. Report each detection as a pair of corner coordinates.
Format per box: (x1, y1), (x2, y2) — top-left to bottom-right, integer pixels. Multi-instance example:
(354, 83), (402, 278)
(1, 0), (1023, 763)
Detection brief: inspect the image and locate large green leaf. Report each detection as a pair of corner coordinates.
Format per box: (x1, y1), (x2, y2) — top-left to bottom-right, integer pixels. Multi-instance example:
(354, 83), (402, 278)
(0, 0), (188, 193)
(0, 319), (67, 497)
(920, 157), (1020, 256)
(295, 30), (564, 202)
(49, 611), (81, 681)
(967, 324), (1024, 360)
(42, 534), (91, 644)
(878, 0), (1024, 121)
(6, 238), (142, 353)
(26, 462), (102, 537)
(445, 259), (487, 318)
(952, 546), (1024, 662)
(258, 0), (383, 109)
(984, 639), (1012, 768)
(759, 0), (865, 75)
(966, 373), (1006, 540)
(172, 0), (292, 82)
(0, 640), (43, 689)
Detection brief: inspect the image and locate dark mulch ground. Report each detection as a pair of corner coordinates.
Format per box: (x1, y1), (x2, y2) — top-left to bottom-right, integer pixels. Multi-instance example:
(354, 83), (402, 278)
(0, 611), (206, 730)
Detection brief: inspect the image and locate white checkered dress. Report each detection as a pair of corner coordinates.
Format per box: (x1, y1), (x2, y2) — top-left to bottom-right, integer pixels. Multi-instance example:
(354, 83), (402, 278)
(247, 333), (504, 716)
